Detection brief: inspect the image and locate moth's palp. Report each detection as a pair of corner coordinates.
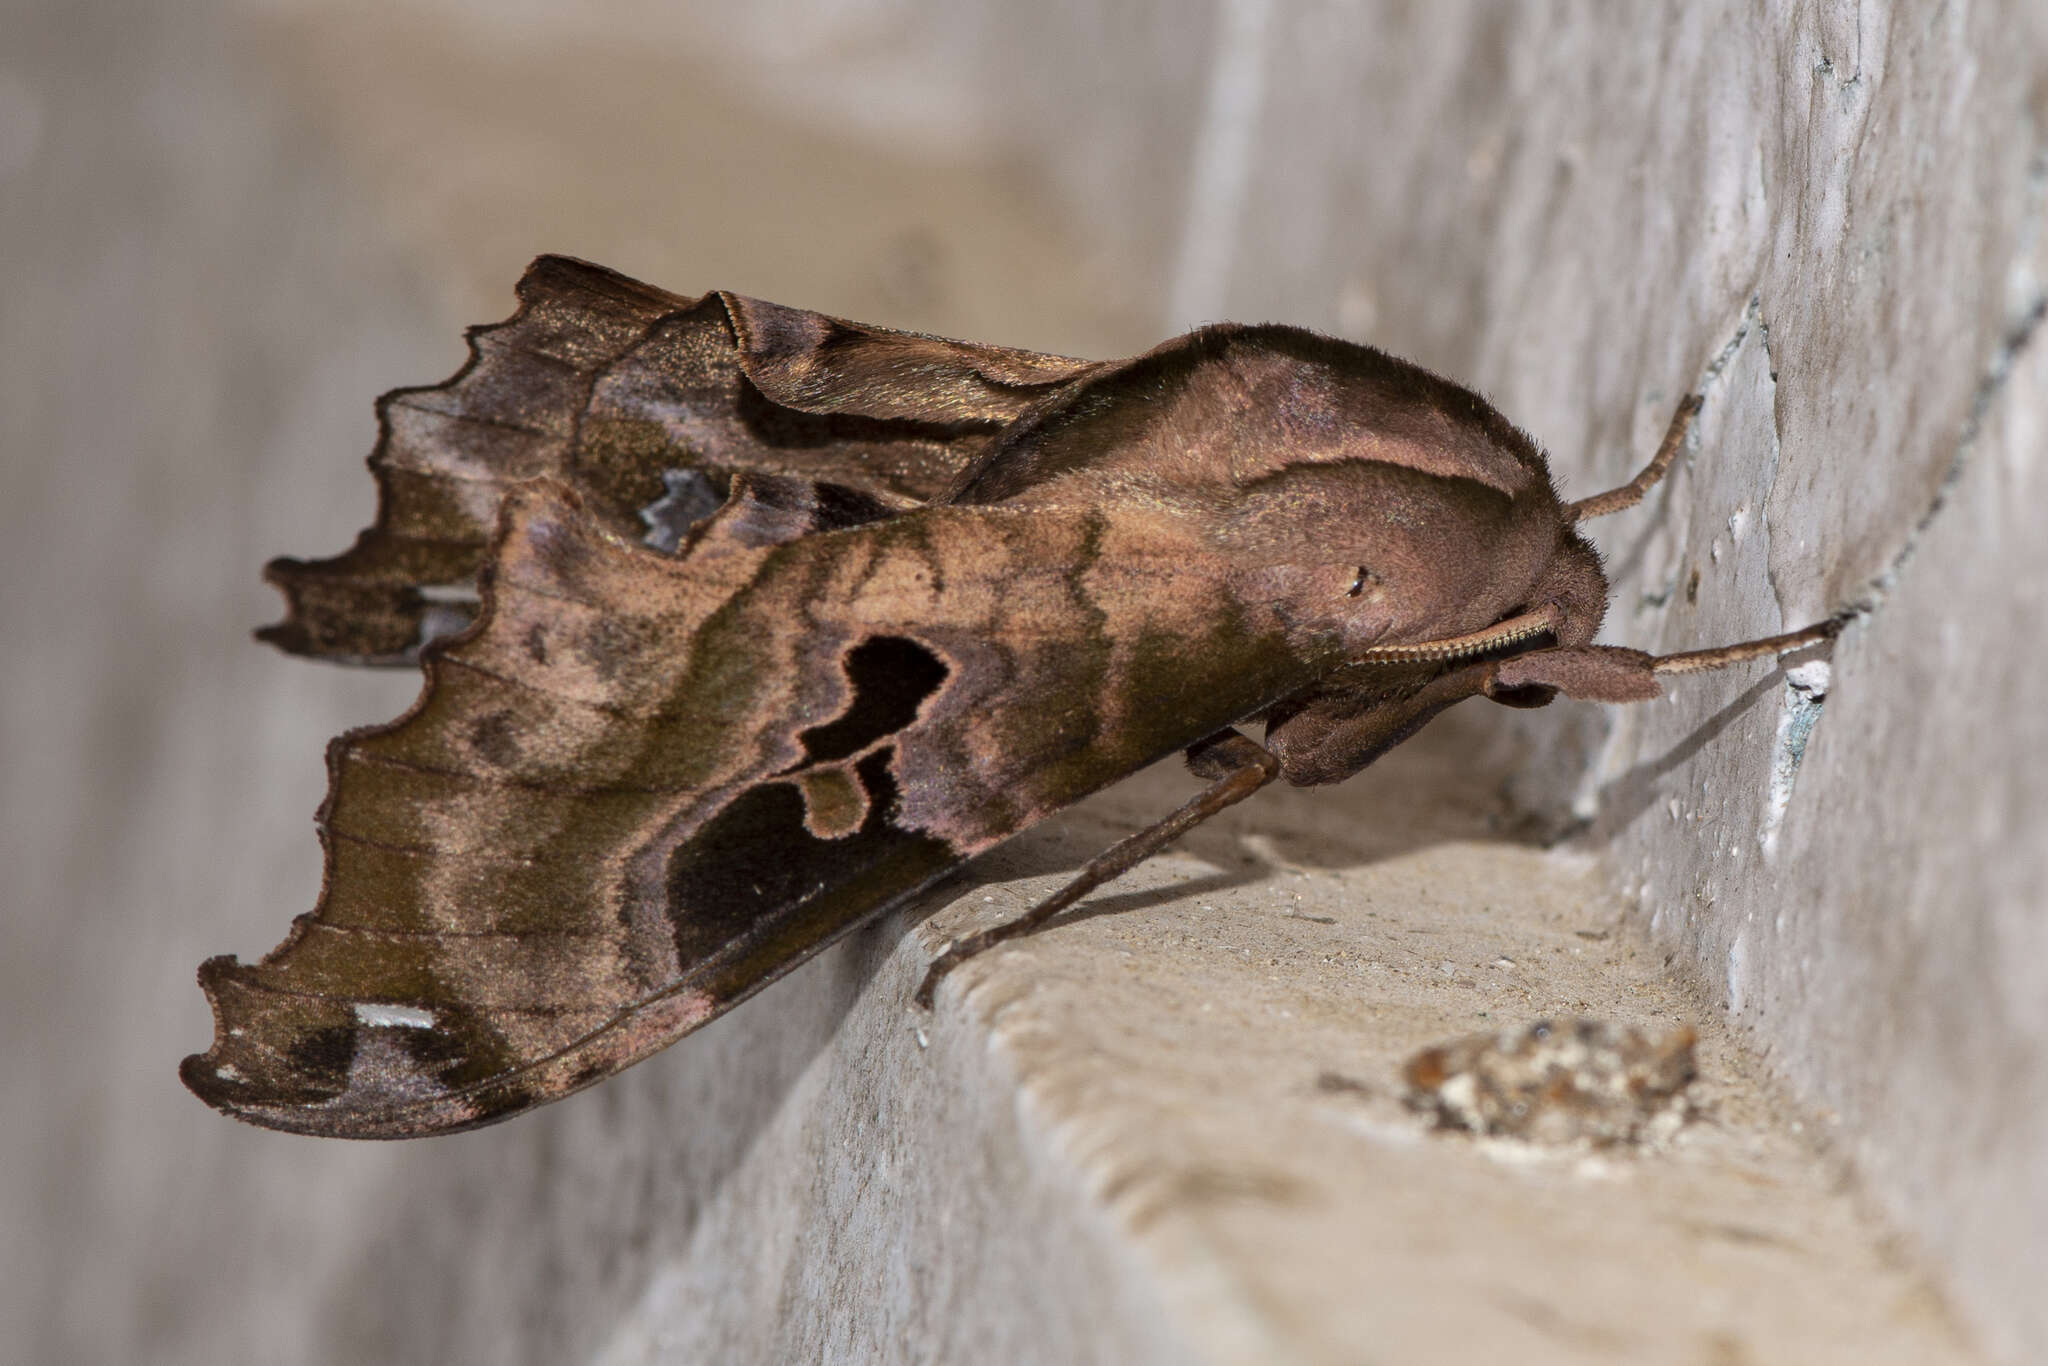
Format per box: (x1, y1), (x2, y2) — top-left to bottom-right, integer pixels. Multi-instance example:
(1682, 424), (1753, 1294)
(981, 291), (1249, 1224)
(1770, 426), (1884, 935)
(1354, 603), (1562, 665)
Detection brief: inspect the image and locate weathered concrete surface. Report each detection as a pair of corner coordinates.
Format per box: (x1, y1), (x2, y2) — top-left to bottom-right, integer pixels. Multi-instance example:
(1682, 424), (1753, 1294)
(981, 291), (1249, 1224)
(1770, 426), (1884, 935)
(1199, 10), (2048, 1360)
(5, 1), (2040, 1362)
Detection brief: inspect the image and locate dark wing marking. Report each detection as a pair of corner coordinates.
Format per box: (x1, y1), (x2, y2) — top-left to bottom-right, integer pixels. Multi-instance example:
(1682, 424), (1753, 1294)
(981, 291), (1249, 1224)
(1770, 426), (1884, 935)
(186, 478), (1324, 1137)
(262, 257), (1105, 665)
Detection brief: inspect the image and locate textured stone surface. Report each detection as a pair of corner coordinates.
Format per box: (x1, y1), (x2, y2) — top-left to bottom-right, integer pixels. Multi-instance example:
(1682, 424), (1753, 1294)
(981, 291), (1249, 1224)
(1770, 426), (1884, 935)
(6, 1), (2040, 1362)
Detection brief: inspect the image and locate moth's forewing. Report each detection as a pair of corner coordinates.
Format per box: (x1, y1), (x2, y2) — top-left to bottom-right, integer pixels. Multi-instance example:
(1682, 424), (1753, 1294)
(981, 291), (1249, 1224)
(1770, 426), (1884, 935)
(262, 256), (1101, 665)
(185, 478), (1318, 1137)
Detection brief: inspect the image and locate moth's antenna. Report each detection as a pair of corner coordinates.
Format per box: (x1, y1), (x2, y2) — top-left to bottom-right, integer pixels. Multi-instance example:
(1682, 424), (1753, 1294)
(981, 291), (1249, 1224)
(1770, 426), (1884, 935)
(1568, 394), (1702, 522)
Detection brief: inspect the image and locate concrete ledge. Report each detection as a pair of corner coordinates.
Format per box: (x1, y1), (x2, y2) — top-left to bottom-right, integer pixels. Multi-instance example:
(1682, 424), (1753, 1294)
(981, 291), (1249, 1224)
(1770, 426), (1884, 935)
(590, 731), (1981, 1363)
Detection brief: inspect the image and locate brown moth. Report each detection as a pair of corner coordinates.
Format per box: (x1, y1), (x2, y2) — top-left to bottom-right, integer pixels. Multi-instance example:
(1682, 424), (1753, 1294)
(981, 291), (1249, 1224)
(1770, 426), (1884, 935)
(182, 256), (1836, 1138)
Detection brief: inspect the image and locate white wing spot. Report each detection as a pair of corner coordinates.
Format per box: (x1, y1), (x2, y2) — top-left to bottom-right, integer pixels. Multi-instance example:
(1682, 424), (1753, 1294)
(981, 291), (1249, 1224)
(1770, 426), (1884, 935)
(354, 1002), (438, 1030)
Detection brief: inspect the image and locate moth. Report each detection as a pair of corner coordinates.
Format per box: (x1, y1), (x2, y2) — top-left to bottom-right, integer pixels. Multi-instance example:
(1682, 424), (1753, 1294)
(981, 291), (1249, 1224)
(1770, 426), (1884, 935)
(183, 256), (1836, 1138)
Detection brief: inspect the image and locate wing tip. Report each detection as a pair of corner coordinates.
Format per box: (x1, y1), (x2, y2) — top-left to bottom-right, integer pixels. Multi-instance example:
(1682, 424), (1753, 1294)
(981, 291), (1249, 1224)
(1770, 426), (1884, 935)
(178, 1032), (509, 1142)
(180, 952), (720, 1141)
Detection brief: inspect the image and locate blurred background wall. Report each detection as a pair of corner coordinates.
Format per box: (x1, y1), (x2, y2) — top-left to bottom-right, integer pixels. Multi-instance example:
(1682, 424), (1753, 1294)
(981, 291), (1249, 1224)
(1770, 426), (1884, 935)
(5, 0), (2044, 1361)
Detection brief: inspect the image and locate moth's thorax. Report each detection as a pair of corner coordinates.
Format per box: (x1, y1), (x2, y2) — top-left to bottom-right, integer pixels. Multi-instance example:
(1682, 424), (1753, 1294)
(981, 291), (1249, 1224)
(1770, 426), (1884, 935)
(950, 324), (1549, 505)
(1195, 464), (1577, 659)
(960, 334), (1579, 665)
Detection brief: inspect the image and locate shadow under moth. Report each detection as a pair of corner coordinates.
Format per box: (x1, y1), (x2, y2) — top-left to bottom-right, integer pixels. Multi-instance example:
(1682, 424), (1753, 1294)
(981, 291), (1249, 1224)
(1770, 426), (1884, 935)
(183, 256), (1836, 1138)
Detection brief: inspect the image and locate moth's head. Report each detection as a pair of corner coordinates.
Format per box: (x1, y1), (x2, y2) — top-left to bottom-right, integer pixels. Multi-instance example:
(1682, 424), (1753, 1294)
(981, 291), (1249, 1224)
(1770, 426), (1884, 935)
(1470, 532), (1612, 709)
(1526, 531), (1610, 651)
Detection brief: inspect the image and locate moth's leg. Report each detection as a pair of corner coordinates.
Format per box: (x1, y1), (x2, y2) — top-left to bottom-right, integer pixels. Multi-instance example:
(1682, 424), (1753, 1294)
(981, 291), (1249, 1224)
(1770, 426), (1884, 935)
(1567, 393), (1702, 521)
(915, 731), (1278, 1008)
(1648, 620), (1842, 675)
(1267, 661), (1499, 786)
(1487, 619), (1842, 704)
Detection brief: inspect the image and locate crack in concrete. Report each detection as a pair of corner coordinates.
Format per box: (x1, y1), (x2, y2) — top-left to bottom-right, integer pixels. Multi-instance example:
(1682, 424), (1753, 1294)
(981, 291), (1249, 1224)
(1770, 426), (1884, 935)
(1740, 295), (1828, 859)
(1580, 209), (2045, 854)
(1700, 292), (1764, 389)
(1813, 53), (1865, 96)
(1601, 295), (1761, 616)
(1756, 141), (2046, 856)
(1537, 137), (2036, 867)
(1841, 146), (2048, 621)
(1752, 304), (1790, 626)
